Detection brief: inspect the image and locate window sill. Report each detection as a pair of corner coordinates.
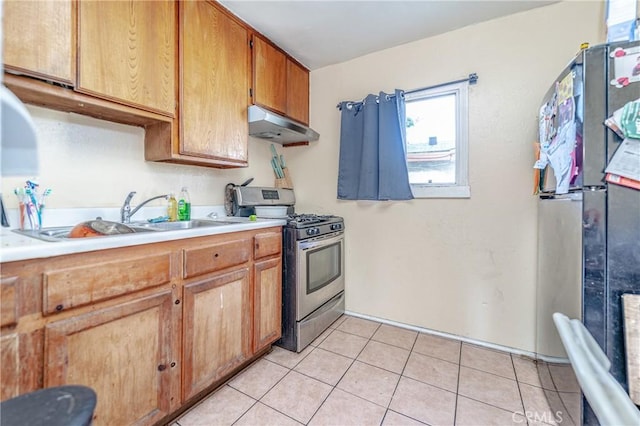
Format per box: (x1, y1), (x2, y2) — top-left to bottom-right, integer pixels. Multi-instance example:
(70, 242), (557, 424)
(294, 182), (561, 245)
(411, 185), (470, 199)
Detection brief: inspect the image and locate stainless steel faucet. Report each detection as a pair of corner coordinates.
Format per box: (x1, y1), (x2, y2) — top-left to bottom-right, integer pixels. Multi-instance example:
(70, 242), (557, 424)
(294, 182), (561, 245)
(120, 191), (169, 223)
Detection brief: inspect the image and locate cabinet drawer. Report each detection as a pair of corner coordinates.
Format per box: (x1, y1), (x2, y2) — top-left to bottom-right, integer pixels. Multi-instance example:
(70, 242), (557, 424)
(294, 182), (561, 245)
(183, 239), (251, 279)
(1, 277), (18, 327)
(254, 232), (282, 260)
(43, 253), (172, 315)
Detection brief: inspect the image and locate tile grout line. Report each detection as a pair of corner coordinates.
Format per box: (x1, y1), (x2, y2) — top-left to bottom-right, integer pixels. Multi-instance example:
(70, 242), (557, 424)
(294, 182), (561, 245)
(511, 353), (526, 422)
(230, 364), (312, 425)
(186, 313), (547, 426)
(228, 357), (308, 425)
(453, 339), (462, 425)
(306, 318), (381, 425)
(179, 354), (267, 425)
(224, 359), (281, 425)
(383, 327), (420, 425)
(546, 363), (576, 425)
(229, 398), (260, 426)
(180, 315), (348, 426)
(331, 325), (411, 412)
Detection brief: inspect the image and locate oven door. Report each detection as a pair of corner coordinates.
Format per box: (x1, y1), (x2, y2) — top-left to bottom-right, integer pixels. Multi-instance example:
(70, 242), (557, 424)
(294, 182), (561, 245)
(296, 231), (345, 321)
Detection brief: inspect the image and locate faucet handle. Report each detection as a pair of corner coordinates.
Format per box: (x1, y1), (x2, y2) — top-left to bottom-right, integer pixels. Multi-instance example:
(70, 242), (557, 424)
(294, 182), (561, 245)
(121, 191), (137, 223)
(124, 191), (137, 204)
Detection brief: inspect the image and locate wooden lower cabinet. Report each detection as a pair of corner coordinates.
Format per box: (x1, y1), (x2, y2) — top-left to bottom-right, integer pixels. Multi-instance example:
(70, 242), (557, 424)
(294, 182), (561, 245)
(0, 331), (43, 401)
(182, 268), (251, 401)
(253, 257), (282, 352)
(44, 291), (178, 426)
(0, 227), (282, 425)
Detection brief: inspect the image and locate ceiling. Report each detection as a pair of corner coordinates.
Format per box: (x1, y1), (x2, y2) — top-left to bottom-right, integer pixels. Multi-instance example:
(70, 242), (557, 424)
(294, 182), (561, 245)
(219, 0), (556, 70)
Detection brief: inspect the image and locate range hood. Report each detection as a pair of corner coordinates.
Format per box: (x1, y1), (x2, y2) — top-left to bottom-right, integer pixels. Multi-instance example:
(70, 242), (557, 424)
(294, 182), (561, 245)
(248, 105), (319, 145)
(1, 85), (39, 176)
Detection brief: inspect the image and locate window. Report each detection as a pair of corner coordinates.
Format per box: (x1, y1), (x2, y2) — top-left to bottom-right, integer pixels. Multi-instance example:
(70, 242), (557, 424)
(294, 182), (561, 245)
(404, 81), (469, 198)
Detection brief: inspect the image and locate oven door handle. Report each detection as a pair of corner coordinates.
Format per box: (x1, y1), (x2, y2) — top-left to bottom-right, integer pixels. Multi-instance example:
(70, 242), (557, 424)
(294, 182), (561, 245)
(298, 232), (344, 251)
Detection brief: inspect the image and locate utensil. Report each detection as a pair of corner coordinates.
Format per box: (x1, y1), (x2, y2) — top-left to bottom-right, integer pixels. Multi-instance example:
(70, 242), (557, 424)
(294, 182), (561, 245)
(68, 220), (135, 238)
(270, 144), (287, 179)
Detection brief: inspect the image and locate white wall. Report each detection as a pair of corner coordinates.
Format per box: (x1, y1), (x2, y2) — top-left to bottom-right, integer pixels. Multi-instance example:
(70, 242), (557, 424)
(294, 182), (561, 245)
(1, 105), (277, 211)
(287, 1), (606, 352)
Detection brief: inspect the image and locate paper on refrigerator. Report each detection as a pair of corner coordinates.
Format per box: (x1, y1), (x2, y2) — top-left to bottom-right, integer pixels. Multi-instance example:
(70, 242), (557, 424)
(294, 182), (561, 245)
(537, 96), (577, 194)
(605, 138), (640, 183)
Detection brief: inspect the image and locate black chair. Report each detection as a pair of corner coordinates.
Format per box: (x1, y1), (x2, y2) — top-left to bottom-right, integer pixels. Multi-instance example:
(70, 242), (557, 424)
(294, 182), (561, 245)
(0, 385), (96, 426)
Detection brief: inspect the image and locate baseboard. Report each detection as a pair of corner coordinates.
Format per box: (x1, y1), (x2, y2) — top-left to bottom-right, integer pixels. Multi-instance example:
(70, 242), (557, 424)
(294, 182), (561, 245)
(345, 310), (570, 364)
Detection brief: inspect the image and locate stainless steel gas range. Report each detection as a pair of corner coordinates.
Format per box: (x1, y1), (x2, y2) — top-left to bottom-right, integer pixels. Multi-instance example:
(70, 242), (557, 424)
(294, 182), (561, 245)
(227, 185), (345, 353)
(279, 214), (345, 352)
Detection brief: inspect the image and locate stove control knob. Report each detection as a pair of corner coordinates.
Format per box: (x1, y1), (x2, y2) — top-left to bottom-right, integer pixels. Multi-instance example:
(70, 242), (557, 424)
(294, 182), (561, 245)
(306, 228), (317, 236)
(331, 223), (342, 231)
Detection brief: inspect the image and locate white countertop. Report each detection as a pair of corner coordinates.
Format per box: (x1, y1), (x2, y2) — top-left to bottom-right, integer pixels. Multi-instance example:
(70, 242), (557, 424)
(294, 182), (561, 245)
(0, 206), (286, 263)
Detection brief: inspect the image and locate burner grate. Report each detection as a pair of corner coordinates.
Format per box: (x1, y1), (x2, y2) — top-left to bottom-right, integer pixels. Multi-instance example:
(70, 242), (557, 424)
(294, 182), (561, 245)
(287, 213), (342, 228)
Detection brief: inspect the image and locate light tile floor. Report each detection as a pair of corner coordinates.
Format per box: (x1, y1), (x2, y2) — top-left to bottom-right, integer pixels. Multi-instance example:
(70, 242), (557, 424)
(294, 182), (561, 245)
(175, 315), (581, 426)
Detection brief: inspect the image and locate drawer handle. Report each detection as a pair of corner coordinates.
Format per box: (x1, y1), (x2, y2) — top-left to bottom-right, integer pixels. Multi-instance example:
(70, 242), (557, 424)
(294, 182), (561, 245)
(213, 253), (219, 258)
(56, 304), (64, 311)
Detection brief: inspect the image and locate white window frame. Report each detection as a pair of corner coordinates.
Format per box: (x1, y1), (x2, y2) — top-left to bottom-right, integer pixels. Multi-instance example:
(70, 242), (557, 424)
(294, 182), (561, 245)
(404, 81), (470, 198)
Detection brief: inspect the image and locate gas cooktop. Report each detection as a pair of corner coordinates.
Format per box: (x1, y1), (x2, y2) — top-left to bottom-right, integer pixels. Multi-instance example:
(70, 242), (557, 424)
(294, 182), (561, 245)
(287, 214), (343, 228)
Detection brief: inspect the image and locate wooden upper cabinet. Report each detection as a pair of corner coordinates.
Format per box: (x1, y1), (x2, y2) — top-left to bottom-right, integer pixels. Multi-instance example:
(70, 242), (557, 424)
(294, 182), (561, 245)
(252, 35), (287, 116)
(179, 0), (249, 166)
(2, 0), (75, 85)
(286, 60), (310, 125)
(252, 34), (310, 125)
(77, 0), (176, 116)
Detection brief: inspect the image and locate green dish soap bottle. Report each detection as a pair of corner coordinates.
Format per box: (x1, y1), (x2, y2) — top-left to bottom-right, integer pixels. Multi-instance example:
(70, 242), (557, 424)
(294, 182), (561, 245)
(167, 193), (178, 222)
(178, 187), (191, 221)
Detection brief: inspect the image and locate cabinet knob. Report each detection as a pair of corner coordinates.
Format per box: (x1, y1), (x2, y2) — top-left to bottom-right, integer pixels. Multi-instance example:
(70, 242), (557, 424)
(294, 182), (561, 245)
(170, 362), (176, 368)
(56, 305), (64, 311)
(174, 299), (180, 305)
(157, 364), (167, 371)
(213, 253), (219, 258)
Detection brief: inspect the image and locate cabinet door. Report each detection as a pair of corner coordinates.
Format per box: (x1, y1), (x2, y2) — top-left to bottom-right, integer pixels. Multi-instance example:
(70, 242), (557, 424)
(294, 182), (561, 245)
(180, 1), (249, 165)
(1, 331), (43, 401)
(252, 35), (287, 116)
(253, 258), (282, 352)
(77, 0), (176, 116)
(182, 268), (251, 401)
(45, 291), (176, 426)
(286, 60), (310, 125)
(1, 275), (43, 401)
(3, 0), (75, 85)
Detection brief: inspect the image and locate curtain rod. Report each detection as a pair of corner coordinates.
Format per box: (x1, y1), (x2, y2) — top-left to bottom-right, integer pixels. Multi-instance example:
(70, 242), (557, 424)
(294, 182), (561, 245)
(336, 73), (478, 110)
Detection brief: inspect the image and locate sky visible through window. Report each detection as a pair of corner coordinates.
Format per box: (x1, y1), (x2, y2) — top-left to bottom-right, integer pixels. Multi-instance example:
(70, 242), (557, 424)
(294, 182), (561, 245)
(406, 93), (457, 184)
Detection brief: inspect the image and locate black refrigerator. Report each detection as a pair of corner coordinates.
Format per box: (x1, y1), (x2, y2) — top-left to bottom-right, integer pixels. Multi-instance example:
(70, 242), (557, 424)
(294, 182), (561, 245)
(535, 40), (640, 425)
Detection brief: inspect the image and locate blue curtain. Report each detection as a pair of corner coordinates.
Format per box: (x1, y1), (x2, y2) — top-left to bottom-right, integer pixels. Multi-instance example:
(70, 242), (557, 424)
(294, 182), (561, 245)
(337, 90), (414, 200)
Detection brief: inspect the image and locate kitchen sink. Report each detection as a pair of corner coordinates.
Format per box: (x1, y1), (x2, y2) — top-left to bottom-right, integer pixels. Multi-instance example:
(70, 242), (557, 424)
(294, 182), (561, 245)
(128, 219), (238, 231)
(13, 220), (238, 242)
(13, 224), (157, 242)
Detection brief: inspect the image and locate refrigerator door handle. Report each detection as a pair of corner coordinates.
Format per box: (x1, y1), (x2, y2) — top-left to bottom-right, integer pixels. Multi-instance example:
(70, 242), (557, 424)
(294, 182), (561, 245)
(553, 313), (640, 426)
